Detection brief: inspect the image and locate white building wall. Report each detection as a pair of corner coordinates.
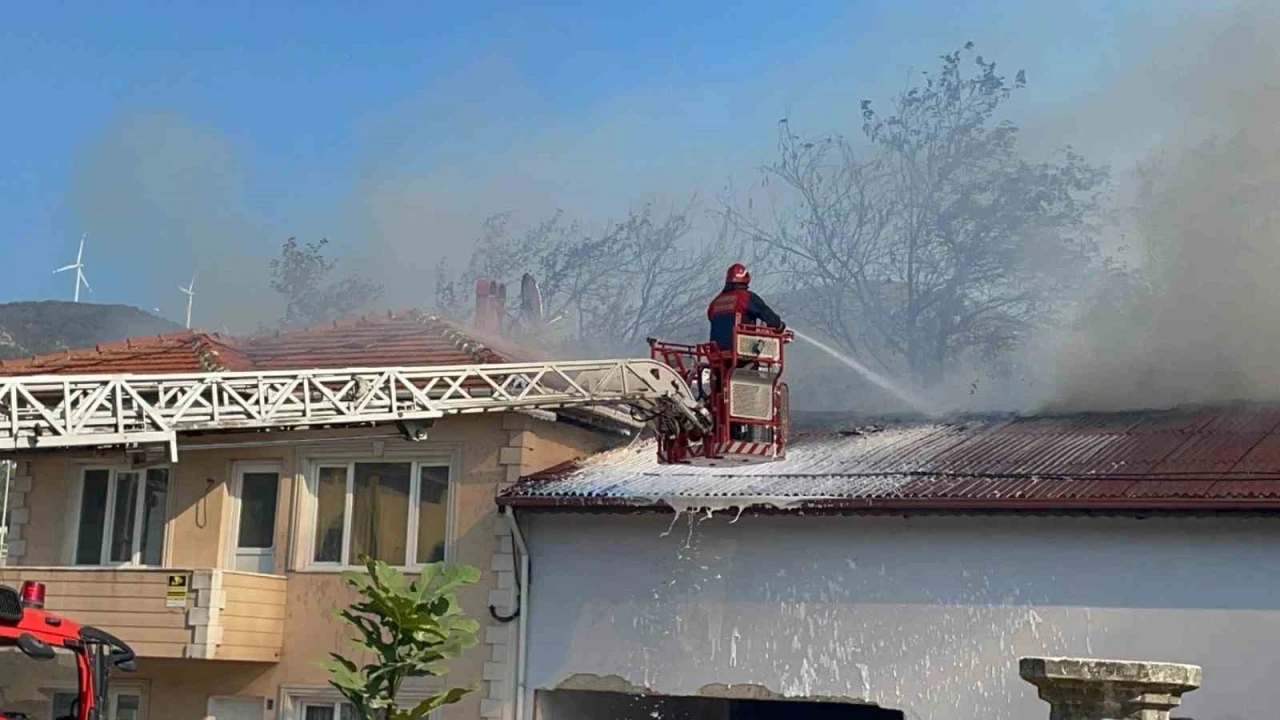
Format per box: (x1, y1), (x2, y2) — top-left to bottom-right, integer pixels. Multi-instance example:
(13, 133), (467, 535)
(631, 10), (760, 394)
(522, 512), (1280, 720)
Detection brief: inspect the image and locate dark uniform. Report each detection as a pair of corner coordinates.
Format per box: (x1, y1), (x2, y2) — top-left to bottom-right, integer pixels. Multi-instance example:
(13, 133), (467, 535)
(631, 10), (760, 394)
(707, 281), (784, 353)
(707, 266), (785, 442)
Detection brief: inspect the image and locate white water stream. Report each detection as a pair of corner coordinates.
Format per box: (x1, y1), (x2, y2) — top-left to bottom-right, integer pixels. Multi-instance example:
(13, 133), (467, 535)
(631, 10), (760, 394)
(791, 328), (939, 417)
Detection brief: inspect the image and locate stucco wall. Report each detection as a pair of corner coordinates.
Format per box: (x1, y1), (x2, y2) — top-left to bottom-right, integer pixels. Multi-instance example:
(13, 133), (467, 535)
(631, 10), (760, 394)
(7, 413), (610, 720)
(17, 443), (291, 568)
(522, 512), (1280, 720)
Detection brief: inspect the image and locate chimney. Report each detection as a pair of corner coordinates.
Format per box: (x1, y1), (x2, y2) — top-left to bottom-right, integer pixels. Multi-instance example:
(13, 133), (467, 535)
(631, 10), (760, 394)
(474, 278), (507, 335)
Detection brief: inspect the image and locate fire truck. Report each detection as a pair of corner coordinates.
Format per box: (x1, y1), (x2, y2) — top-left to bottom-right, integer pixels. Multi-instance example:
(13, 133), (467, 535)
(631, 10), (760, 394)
(0, 581), (136, 720)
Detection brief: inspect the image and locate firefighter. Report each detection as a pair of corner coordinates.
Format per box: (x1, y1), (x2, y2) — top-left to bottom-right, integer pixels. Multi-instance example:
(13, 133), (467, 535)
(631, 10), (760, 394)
(707, 262), (785, 353)
(707, 263), (784, 443)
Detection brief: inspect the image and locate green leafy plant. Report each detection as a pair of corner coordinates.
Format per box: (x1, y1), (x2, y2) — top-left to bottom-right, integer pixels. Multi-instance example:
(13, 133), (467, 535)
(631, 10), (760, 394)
(321, 555), (482, 719)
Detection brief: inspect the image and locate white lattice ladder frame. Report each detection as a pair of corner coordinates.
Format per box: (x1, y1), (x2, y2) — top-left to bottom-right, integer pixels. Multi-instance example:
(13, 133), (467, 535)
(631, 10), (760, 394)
(0, 359), (708, 461)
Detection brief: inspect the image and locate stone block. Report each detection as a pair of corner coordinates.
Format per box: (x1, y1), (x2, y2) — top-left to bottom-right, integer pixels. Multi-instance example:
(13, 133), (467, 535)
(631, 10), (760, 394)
(184, 643), (216, 660)
(480, 699), (506, 718)
(482, 661), (507, 681)
(190, 571), (220, 591)
(186, 607), (216, 626)
(11, 476), (31, 494)
(488, 587), (515, 610)
(491, 552), (514, 573)
(498, 447), (523, 466)
(1020, 656), (1202, 720)
(491, 642), (513, 663)
(192, 625), (224, 646)
(496, 569), (515, 590)
(485, 625), (513, 646)
(503, 465), (522, 486)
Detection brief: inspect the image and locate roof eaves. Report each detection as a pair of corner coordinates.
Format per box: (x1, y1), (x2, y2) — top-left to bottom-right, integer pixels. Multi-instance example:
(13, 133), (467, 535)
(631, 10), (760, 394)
(496, 492), (1280, 515)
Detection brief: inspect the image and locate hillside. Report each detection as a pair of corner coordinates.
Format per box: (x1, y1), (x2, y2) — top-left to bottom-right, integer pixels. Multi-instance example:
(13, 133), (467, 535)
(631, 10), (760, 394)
(0, 301), (182, 360)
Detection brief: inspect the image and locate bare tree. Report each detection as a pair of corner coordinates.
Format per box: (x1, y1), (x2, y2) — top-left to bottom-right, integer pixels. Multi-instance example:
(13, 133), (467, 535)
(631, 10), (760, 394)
(435, 198), (734, 355)
(732, 44), (1109, 386)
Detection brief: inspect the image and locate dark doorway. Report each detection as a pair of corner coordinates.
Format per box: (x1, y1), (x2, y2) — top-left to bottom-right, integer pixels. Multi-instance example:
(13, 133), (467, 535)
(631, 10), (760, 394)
(535, 688), (905, 720)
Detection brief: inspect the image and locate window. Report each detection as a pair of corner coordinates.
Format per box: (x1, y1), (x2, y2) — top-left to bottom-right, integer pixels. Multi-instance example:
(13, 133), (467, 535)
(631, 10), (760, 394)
(310, 461), (450, 567)
(300, 702), (357, 720)
(229, 464), (282, 574)
(287, 689), (429, 720)
(52, 691), (78, 718)
(74, 467), (169, 566)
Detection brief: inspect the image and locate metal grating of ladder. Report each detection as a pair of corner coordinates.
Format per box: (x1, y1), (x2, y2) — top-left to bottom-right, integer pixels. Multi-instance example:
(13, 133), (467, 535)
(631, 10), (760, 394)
(0, 359), (706, 460)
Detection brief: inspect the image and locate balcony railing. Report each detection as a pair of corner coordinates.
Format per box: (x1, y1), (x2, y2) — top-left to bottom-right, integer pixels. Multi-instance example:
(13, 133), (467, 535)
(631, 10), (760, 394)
(0, 567), (286, 662)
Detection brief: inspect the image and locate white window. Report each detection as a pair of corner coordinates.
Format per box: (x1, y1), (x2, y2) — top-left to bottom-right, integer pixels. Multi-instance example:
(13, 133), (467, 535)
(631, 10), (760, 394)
(309, 461), (450, 568)
(299, 701), (356, 720)
(282, 688), (433, 720)
(227, 463), (282, 574)
(73, 467), (170, 566)
(50, 685), (145, 719)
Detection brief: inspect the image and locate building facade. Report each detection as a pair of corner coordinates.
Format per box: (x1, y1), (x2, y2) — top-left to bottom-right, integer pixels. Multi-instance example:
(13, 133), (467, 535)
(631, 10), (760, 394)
(0, 313), (623, 720)
(501, 408), (1280, 720)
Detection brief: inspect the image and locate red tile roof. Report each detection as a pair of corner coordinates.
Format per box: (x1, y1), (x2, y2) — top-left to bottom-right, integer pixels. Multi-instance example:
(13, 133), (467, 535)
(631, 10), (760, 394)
(0, 311), (520, 376)
(500, 405), (1280, 513)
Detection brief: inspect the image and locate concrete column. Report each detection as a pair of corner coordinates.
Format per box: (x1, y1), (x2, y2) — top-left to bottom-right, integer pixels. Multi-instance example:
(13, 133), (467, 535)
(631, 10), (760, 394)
(1020, 657), (1201, 720)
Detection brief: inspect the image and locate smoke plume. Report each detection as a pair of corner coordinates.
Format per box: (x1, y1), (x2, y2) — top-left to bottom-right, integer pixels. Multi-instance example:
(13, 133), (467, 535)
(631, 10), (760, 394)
(1045, 0), (1280, 411)
(56, 1), (1280, 418)
(68, 112), (279, 331)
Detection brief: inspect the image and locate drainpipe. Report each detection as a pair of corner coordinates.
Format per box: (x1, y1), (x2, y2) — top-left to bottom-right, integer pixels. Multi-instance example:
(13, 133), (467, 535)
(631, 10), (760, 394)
(500, 505), (531, 720)
(0, 461), (10, 567)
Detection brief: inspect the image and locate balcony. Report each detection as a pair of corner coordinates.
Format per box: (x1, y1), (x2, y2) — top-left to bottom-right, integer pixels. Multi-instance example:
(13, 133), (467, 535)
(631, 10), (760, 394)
(0, 567), (287, 662)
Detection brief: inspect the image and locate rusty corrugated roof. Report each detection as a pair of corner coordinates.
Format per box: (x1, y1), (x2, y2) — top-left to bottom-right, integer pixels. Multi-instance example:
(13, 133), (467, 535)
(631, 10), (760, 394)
(500, 406), (1280, 513)
(0, 311), (521, 376)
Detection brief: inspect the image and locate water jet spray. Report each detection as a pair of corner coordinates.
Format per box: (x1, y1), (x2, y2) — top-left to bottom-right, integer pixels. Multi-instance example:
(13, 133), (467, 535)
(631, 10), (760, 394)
(790, 329), (938, 417)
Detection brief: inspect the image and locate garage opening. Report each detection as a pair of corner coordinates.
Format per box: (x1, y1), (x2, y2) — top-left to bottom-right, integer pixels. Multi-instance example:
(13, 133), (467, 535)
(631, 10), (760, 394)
(534, 688), (905, 720)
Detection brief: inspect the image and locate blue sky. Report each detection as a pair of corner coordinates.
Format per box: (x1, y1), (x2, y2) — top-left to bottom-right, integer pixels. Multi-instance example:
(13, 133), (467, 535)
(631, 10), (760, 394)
(0, 0), (1182, 326)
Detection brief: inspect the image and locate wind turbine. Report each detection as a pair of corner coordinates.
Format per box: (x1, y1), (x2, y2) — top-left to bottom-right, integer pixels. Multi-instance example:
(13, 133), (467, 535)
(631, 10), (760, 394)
(179, 273), (196, 329)
(54, 234), (91, 303)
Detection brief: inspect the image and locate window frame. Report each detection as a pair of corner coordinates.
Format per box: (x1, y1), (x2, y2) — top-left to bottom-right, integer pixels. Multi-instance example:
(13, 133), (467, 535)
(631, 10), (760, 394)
(69, 465), (172, 568)
(299, 699), (352, 720)
(303, 456), (455, 571)
(279, 685), (439, 720)
(225, 461), (284, 573)
(46, 679), (149, 720)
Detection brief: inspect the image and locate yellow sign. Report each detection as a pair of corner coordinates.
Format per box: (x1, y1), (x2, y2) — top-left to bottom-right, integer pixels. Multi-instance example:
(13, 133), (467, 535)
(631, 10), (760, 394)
(165, 573), (189, 608)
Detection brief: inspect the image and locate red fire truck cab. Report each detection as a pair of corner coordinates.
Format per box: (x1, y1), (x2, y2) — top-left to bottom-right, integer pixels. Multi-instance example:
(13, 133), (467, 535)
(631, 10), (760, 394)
(650, 323), (793, 466)
(0, 581), (136, 720)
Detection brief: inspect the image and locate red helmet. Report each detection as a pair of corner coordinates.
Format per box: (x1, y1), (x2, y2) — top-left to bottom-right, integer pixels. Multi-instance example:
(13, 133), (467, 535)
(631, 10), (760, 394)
(725, 263), (750, 285)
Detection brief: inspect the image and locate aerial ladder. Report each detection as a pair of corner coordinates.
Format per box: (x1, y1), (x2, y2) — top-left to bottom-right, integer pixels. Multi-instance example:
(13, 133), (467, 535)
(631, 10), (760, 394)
(0, 324), (792, 466)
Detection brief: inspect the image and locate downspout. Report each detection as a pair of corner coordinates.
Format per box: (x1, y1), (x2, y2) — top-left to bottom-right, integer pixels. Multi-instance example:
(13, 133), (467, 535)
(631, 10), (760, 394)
(0, 461), (10, 567)
(500, 505), (531, 720)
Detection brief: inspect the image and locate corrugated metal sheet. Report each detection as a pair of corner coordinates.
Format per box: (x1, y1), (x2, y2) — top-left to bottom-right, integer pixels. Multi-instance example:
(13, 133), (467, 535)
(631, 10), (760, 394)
(503, 406), (1280, 512)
